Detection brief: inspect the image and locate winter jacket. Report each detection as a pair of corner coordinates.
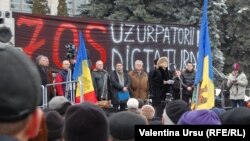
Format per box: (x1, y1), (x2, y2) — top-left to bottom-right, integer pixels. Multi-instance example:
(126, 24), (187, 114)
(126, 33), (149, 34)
(227, 72), (248, 100)
(128, 70), (149, 100)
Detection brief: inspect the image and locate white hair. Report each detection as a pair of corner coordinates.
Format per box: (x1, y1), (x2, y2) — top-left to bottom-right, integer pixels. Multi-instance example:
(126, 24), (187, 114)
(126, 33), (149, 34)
(134, 60), (143, 66)
(127, 98), (139, 109)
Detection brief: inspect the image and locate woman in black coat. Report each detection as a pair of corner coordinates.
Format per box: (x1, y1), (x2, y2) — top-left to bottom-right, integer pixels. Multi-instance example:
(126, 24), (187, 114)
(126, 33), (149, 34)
(151, 57), (173, 117)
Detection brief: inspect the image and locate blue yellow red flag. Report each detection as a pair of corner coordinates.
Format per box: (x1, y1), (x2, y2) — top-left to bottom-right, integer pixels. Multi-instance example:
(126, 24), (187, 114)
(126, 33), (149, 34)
(191, 0), (214, 109)
(73, 32), (97, 103)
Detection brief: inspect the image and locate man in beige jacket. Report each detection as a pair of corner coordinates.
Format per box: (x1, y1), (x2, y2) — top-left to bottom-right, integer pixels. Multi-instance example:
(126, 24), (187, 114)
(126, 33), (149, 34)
(128, 60), (149, 101)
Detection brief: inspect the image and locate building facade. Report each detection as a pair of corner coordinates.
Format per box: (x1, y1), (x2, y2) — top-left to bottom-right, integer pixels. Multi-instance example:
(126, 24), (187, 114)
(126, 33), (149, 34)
(8, 0), (89, 16)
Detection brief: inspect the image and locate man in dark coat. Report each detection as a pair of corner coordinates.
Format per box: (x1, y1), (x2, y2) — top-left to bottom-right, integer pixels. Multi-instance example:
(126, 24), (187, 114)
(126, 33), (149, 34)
(92, 60), (109, 101)
(148, 59), (158, 100)
(110, 62), (131, 111)
(181, 62), (196, 104)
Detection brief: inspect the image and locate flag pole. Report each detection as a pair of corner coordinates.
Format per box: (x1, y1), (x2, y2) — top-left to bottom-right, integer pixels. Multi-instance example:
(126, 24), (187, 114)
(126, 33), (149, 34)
(192, 82), (200, 109)
(195, 83), (200, 106)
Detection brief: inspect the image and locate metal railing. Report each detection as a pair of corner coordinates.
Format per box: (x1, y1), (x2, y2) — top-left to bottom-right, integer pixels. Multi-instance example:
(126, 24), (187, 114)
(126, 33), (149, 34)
(39, 85), (45, 109)
(40, 80), (82, 109)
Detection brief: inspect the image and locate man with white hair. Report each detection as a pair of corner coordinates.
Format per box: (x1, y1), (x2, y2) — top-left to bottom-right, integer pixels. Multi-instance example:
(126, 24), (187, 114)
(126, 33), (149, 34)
(128, 60), (149, 101)
(92, 60), (109, 101)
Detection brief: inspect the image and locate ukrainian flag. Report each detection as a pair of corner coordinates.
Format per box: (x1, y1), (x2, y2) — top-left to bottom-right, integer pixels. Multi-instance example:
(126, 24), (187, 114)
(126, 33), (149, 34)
(73, 32), (97, 103)
(192, 0), (214, 109)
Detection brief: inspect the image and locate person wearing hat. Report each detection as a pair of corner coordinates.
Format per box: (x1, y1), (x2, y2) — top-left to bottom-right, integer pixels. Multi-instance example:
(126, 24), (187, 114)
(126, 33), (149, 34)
(63, 102), (109, 141)
(45, 111), (64, 141)
(109, 111), (147, 141)
(162, 100), (191, 125)
(48, 96), (72, 116)
(151, 57), (173, 117)
(227, 63), (248, 108)
(220, 107), (250, 125)
(177, 109), (221, 125)
(0, 46), (43, 141)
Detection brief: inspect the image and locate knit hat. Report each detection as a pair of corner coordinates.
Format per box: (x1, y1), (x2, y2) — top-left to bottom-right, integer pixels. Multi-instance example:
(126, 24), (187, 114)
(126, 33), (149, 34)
(220, 107), (250, 125)
(63, 102), (109, 141)
(109, 111), (147, 140)
(0, 46), (41, 122)
(157, 57), (168, 68)
(233, 63), (240, 71)
(141, 105), (155, 120)
(164, 100), (191, 124)
(127, 98), (139, 109)
(45, 111), (64, 141)
(48, 96), (72, 115)
(177, 109), (221, 125)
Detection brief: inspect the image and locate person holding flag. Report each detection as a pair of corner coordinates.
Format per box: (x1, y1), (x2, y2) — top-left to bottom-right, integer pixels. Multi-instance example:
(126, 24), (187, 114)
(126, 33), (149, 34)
(73, 32), (97, 103)
(191, 0), (215, 109)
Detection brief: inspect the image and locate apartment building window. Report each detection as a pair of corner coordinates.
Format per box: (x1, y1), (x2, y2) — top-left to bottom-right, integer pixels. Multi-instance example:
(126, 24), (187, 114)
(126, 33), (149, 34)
(11, 0), (33, 13)
(67, 0), (89, 16)
(10, 0), (90, 16)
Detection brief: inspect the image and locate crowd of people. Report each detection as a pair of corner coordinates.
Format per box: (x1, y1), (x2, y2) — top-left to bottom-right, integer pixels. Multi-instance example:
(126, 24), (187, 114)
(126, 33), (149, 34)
(1, 46), (250, 141)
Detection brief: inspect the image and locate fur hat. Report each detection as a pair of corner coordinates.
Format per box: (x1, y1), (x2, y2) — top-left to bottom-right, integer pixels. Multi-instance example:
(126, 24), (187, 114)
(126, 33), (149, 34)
(127, 98), (139, 109)
(45, 111), (64, 141)
(109, 111), (147, 140)
(220, 107), (250, 125)
(141, 105), (155, 120)
(63, 102), (109, 141)
(0, 47), (41, 122)
(177, 109), (221, 125)
(157, 57), (168, 68)
(232, 63), (240, 71)
(48, 96), (72, 115)
(164, 100), (191, 124)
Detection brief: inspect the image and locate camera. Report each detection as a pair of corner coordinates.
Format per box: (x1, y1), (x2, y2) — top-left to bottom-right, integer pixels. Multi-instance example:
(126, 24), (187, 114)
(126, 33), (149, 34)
(65, 43), (77, 59)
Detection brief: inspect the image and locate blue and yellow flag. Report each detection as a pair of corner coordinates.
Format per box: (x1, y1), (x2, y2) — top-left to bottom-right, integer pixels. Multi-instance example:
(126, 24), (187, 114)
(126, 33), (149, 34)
(191, 0), (214, 109)
(73, 32), (97, 103)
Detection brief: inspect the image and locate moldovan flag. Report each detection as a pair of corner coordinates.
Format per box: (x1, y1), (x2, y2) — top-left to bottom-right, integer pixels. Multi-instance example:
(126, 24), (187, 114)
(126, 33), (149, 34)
(73, 32), (97, 103)
(191, 0), (214, 109)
